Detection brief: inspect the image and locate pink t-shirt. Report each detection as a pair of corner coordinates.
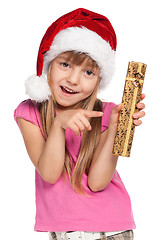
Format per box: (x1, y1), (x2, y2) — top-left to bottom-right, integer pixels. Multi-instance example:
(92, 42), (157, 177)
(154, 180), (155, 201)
(14, 99), (136, 232)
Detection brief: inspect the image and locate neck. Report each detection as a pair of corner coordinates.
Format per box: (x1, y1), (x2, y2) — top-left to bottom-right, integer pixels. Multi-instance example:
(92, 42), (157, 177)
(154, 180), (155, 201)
(55, 100), (85, 113)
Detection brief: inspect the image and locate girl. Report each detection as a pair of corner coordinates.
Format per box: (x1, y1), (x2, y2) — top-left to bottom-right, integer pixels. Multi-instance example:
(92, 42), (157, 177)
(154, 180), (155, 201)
(14, 8), (146, 240)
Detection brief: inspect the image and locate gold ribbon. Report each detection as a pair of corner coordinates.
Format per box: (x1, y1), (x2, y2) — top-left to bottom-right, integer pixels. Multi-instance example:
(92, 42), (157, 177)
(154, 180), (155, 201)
(126, 77), (144, 85)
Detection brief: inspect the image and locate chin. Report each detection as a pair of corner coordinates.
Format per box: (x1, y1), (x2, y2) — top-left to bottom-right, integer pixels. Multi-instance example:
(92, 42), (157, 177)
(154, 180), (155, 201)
(56, 100), (77, 108)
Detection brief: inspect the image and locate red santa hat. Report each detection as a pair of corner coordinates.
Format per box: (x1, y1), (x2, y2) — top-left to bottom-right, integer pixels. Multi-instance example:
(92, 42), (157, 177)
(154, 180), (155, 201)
(25, 8), (117, 102)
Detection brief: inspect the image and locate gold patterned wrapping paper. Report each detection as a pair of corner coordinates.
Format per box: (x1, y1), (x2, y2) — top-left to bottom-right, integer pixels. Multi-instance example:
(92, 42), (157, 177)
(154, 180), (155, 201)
(112, 61), (147, 157)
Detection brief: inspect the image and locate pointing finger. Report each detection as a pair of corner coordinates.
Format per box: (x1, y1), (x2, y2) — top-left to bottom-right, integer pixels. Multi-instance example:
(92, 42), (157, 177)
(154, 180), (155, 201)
(83, 110), (103, 118)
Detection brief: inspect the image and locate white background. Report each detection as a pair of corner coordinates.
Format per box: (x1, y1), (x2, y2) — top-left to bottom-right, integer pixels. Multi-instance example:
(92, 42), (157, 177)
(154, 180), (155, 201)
(1, 0), (158, 239)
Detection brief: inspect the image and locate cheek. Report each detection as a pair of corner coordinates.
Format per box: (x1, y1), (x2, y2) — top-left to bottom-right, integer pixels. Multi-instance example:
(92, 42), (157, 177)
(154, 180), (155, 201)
(48, 70), (57, 88)
(82, 79), (98, 94)
(48, 62), (59, 86)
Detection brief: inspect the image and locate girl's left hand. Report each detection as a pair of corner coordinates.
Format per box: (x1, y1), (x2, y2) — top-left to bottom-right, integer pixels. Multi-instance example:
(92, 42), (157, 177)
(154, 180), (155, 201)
(109, 93), (146, 130)
(132, 93), (146, 126)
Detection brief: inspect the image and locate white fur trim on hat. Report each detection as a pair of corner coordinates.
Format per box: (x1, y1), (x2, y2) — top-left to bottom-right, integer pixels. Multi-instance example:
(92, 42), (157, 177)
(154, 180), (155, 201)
(25, 74), (51, 102)
(43, 27), (116, 90)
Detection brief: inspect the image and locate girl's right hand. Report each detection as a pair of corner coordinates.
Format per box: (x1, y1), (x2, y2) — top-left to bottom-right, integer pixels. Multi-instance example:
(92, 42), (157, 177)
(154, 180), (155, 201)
(54, 109), (103, 136)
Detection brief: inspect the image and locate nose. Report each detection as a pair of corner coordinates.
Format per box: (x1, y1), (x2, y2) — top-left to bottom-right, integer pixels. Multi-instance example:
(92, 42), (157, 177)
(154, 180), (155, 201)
(67, 68), (80, 85)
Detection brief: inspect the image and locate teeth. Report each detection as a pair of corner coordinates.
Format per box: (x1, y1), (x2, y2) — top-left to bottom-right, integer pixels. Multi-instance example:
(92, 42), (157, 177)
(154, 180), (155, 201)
(63, 86), (76, 93)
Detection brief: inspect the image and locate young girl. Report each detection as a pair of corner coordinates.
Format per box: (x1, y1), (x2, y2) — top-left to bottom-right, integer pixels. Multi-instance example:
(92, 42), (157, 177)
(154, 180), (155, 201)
(14, 8), (146, 240)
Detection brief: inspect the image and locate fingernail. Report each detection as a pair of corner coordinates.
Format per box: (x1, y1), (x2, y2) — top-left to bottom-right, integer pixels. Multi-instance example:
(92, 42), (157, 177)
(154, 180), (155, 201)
(118, 103), (122, 108)
(88, 126), (92, 130)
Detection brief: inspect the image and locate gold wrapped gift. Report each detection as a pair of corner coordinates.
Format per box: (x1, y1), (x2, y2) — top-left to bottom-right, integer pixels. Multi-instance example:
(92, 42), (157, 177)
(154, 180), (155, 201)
(112, 61), (147, 157)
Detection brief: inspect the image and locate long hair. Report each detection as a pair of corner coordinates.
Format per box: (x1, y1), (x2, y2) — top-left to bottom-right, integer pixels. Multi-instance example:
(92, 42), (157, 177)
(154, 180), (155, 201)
(39, 51), (103, 196)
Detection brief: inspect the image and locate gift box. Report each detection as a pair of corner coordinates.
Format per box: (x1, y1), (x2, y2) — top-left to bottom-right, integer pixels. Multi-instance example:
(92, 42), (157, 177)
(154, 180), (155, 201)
(112, 61), (147, 157)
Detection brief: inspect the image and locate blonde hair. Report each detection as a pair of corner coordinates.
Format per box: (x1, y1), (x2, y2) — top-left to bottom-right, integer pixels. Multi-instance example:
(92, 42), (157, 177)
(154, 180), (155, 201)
(39, 51), (103, 196)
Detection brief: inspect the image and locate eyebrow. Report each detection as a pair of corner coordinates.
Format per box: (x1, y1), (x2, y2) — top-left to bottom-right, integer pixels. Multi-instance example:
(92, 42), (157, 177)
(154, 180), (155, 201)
(56, 55), (99, 73)
(56, 56), (69, 61)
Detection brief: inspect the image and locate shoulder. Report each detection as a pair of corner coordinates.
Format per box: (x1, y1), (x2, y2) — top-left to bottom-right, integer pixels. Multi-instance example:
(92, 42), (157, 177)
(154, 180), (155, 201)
(101, 101), (117, 132)
(102, 101), (117, 111)
(14, 99), (41, 128)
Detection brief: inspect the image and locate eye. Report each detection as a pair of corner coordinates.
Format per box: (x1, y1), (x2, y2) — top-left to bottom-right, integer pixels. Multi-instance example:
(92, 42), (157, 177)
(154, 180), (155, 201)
(60, 62), (70, 68)
(84, 70), (95, 76)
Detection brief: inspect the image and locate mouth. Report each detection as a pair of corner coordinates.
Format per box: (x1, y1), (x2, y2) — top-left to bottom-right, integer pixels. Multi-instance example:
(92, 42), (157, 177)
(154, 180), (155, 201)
(60, 86), (79, 95)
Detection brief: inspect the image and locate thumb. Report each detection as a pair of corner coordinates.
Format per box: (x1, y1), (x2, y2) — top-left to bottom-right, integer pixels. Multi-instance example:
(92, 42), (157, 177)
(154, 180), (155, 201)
(117, 103), (123, 109)
(113, 103), (123, 113)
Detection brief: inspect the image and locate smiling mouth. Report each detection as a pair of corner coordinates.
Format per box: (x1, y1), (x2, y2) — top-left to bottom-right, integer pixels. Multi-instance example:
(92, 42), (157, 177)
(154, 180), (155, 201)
(60, 86), (79, 94)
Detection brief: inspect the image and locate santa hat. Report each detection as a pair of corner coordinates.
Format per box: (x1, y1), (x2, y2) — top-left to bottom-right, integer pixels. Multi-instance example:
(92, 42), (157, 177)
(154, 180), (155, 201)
(25, 8), (117, 102)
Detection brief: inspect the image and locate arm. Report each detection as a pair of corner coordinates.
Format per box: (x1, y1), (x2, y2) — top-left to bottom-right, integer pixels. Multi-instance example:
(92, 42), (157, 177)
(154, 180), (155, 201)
(17, 117), (65, 184)
(87, 102), (121, 192)
(88, 94), (146, 192)
(16, 108), (102, 184)
(88, 125), (118, 192)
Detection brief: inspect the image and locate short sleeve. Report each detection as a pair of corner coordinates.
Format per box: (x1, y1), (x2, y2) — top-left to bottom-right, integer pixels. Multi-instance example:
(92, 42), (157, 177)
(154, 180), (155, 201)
(14, 99), (41, 129)
(101, 102), (117, 132)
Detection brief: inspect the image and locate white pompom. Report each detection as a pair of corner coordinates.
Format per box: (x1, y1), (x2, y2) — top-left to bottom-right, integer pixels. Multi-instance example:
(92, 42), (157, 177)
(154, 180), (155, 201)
(25, 74), (51, 102)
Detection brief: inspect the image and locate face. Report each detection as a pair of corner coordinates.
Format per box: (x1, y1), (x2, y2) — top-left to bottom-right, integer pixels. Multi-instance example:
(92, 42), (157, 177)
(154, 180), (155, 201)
(48, 53), (100, 111)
